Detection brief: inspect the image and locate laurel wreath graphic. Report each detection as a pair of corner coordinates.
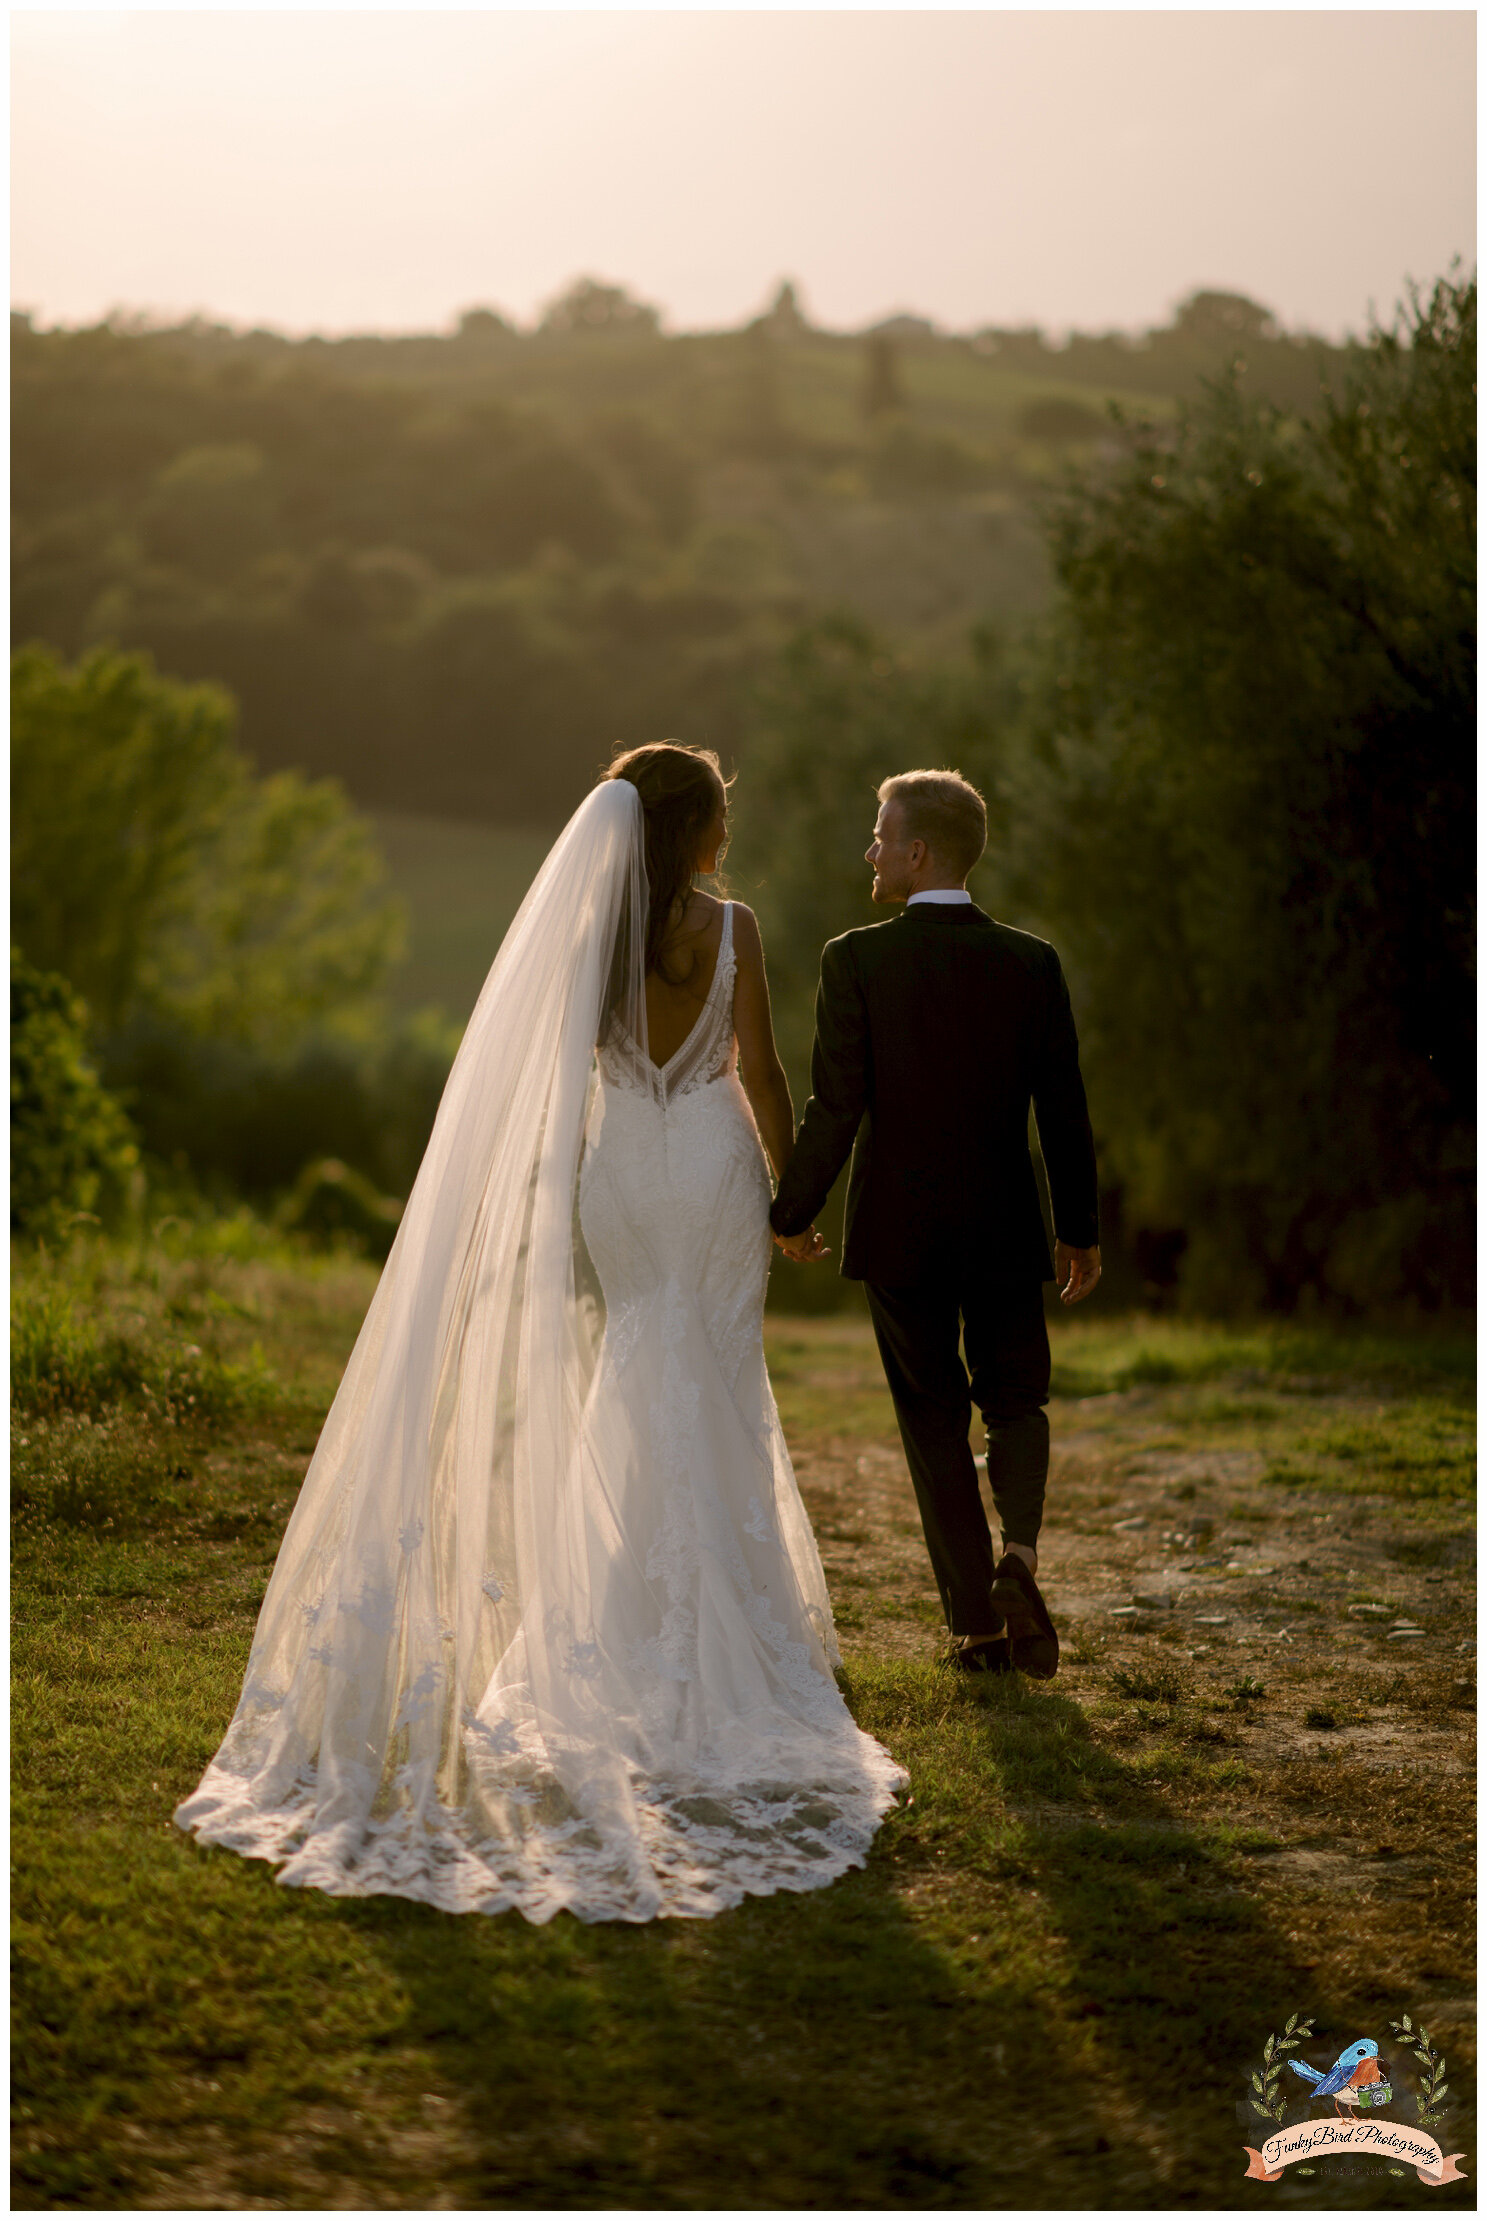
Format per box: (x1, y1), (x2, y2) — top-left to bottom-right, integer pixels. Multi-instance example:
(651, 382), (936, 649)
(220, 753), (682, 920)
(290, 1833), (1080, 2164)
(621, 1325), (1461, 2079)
(1388, 2016), (1451, 2131)
(1249, 2013), (1317, 2124)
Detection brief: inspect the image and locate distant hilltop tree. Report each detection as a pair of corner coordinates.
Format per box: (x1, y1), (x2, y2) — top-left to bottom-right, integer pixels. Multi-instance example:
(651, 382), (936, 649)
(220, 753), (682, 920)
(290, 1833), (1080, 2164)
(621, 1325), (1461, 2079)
(865, 313), (938, 342)
(754, 280), (811, 341)
(1169, 290), (1283, 345)
(456, 307), (516, 344)
(967, 325), (1049, 363)
(540, 277), (662, 337)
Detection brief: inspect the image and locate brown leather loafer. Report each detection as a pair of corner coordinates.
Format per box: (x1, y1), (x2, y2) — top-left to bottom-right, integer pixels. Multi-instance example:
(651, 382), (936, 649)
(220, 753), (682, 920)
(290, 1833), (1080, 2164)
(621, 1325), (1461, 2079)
(988, 1553), (1059, 1680)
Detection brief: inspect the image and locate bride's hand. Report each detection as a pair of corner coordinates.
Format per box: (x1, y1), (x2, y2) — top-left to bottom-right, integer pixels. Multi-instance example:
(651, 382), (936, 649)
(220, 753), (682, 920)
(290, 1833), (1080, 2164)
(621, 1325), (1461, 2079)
(774, 1225), (830, 1263)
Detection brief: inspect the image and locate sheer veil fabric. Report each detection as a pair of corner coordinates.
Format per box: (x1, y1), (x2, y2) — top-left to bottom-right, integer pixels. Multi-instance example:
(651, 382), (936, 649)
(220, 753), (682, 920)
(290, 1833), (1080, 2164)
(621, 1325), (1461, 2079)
(176, 779), (905, 1921)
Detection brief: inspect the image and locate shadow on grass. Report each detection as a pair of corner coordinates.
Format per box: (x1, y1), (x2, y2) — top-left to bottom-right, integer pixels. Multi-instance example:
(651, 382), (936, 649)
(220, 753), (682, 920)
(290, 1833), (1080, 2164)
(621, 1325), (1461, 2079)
(941, 1676), (1473, 2210)
(338, 1853), (1006, 2208)
(325, 1667), (1371, 2211)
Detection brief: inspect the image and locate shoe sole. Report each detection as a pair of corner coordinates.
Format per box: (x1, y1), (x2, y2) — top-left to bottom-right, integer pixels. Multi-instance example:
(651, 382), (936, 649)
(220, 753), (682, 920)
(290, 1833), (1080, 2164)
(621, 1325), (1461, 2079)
(989, 1583), (1041, 1641)
(990, 1582), (1059, 1679)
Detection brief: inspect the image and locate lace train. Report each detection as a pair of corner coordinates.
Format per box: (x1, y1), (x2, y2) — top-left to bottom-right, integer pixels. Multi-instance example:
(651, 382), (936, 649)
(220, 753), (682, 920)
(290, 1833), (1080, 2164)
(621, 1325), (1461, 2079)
(177, 898), (906, 1919)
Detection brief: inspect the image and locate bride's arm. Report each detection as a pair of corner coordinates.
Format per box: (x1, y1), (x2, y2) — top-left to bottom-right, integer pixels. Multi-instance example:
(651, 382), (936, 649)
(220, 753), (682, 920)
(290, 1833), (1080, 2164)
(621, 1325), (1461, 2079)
(731, 905), (796, 1182)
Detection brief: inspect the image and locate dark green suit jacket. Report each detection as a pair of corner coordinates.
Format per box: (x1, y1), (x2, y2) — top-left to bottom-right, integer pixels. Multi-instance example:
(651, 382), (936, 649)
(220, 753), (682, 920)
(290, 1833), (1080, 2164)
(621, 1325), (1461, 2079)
(769, 903), (1098, 1286)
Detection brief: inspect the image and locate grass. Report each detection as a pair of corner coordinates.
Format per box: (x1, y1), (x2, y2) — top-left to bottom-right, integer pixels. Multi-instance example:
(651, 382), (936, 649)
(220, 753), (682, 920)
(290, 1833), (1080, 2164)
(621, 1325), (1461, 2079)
(1038, 1313), (1475, 1512)
(1109, 1667), (1185, 1705)
(754, 1317), (894, 1438)
(369, 810), (558, 1022)
(12, 1235), (1477, 2207)
(1294, 1411), (1477, 1501)
(1044, 1312), (1476, 1402)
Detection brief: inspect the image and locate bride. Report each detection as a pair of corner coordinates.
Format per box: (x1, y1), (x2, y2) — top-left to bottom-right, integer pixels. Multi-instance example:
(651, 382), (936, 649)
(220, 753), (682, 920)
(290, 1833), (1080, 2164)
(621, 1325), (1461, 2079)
(176, 743), (906, 1922)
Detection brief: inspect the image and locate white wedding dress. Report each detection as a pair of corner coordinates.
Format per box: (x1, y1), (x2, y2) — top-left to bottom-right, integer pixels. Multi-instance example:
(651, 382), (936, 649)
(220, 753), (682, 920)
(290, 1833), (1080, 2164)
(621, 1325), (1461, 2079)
(176, 783), (904, 1922)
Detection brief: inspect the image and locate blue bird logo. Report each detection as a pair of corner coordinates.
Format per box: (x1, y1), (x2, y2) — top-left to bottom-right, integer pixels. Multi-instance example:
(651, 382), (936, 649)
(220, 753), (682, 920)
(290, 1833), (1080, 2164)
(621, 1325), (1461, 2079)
(1289, 2038), (1392, 2115)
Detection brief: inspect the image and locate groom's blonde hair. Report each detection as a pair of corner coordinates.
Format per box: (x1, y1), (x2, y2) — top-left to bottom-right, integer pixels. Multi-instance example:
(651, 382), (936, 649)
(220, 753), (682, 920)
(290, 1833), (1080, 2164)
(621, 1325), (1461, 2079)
(878, 769), (987, 878)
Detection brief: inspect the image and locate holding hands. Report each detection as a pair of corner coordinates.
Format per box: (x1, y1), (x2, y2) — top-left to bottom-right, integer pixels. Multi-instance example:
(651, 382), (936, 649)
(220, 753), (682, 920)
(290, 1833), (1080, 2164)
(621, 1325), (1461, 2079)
(774, 1224), (830, 1264)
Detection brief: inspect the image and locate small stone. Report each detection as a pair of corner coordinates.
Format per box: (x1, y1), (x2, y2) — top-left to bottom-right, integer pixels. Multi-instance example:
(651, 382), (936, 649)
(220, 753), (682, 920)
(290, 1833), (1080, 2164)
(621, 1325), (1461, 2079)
(1348, 1603), (1390, 1620)
(1456, 1638), (1476, 1653)
(1192, 1614), (1229, 1625)
(1113, 1516), (1149, 1533)
(1387, 1628), (1425, 1641)
(1109, 1605), (1138, 1618)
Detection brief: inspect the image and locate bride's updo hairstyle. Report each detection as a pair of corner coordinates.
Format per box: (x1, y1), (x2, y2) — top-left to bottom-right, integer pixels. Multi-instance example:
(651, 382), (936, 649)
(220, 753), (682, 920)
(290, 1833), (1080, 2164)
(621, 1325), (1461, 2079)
(606, 742), (730, 984)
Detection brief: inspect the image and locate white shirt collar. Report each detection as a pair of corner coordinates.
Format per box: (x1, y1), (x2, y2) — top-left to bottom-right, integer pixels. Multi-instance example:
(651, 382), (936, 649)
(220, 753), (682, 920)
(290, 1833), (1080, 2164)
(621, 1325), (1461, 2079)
(906, 889), (974, 906)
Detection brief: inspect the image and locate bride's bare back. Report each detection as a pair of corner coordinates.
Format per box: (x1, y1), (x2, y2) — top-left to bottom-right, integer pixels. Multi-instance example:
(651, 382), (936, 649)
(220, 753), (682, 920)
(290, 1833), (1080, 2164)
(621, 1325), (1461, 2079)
(645, 890), (727, 1069)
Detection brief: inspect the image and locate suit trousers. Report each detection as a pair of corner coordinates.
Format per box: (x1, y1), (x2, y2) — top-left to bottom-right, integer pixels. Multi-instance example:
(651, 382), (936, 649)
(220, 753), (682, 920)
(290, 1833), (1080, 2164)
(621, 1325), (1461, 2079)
(864, 1275), (1051, 1638)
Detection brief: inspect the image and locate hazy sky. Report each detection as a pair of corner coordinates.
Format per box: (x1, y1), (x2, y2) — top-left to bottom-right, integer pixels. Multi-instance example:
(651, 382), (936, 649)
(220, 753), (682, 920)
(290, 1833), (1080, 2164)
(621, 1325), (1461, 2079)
(11, 9), (1476, 341)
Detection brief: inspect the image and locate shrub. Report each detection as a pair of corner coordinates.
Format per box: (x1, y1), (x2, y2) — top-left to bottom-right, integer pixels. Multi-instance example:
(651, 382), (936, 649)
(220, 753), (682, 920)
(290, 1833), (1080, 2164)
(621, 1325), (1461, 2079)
(98, 1005), (460, 1207)
(11, 642), (404, 1045)
(276, 1158), (403, 1259)
(11, 950), (138, 1239)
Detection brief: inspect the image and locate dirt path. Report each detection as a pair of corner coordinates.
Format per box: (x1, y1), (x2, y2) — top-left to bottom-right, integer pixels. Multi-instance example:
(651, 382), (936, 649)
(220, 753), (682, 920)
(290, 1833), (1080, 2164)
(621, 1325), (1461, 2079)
(774, 1314), (1477, 2188)
(799, 1378), (1475, 1716)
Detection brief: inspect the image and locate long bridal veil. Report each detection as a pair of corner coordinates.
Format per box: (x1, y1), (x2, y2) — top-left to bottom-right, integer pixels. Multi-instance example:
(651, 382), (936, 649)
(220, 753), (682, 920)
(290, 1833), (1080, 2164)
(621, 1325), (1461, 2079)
(177, 776), (903, 1920)
(178, 781), (650, 1901)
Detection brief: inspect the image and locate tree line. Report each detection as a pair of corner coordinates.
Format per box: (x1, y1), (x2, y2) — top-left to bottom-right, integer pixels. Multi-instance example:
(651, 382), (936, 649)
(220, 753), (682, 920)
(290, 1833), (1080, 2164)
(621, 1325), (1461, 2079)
(13, 283), (1340, 825)
(11, 273), (1473, 1311)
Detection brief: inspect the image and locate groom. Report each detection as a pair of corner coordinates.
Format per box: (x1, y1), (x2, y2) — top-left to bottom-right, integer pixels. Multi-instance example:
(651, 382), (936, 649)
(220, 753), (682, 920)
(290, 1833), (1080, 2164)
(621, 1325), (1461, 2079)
(770, 770), (1100, 1677)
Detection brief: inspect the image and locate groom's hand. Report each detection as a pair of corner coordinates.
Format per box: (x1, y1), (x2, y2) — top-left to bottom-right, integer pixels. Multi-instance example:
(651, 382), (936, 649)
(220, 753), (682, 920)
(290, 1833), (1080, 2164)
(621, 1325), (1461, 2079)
(1055, 1240), (1101, 1305)
(774, 1225), (830, 1263)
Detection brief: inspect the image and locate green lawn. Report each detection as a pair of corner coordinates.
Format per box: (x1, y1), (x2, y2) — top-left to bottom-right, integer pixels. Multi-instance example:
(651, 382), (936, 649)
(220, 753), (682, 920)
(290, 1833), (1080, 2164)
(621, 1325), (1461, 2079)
(371, 812), (557, 1022)
(12, 1229), (1476, 2206)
